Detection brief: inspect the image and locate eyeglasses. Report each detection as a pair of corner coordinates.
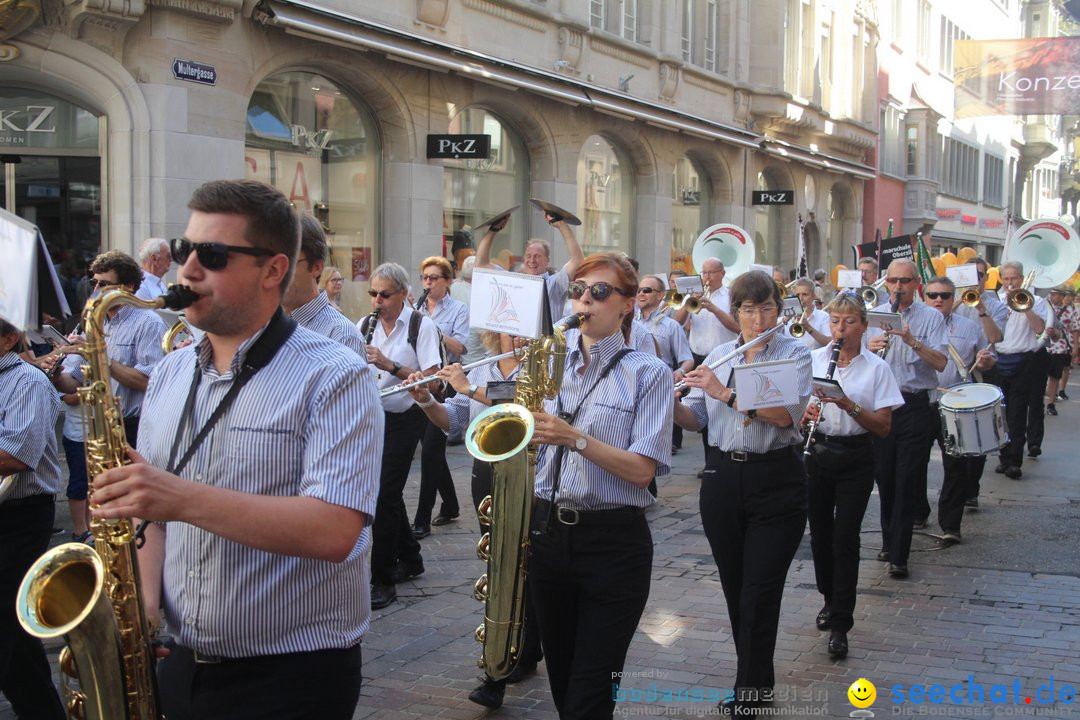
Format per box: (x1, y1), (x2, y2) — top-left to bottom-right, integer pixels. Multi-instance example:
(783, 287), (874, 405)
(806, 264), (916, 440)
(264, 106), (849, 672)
(170, 237), (275, 271)
(736, 304), (778, 317)
(90, 279), (118, 289)
(885, 276), (915, 284)
(367, 289), (399, 299)
(568, 281), (629, 302)
(421, 274), (447, 282)
(924, 291), (954, 300)
(636, 287), (658, 295)
(328, 277), (344, 283)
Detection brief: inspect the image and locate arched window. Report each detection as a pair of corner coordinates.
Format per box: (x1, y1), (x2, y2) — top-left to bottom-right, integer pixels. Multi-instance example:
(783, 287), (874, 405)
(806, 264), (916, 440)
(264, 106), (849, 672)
(672, 156), (711, 270)
(577, 135), (633, 256)
(245, 71), (378, 320)
(442, 108), (527, 269)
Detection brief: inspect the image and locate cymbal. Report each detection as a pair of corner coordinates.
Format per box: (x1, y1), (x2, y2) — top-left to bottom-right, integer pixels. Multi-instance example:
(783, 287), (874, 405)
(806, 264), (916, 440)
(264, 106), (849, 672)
(529, 198), (582, 226)
(472, 205), (519, 231)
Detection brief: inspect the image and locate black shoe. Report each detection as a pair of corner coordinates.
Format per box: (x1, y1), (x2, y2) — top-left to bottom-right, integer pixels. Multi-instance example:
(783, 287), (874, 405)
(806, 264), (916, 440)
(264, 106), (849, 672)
(697, 469), (707, 479)
(827, 630), (849, 659)
(505, 659), (537, 684)
(912, 518), (929, 530)
(815, 605), (831, 631)
(965, 497), (979, 510)
(1027, 446), (1042, 458)
(1058, 390), (1069, 400)
(412, 524), (431, 539)
(431, 513), (459, 526)
(995, 462), (1008, 474)
(391, 557), (425, 584)
(888, 563), (909, 579)
(940, 531), (962, 546)
(1046, 404), (1058, 416)
(468, 678), (506, 709)
(371, 582), (397, 609)
(876, 550), (890, 562)
(1005, 466), (1023, 479)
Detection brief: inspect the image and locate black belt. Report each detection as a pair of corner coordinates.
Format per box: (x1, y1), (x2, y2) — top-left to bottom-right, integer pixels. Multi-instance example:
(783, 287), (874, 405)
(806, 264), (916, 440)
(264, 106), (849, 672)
(533, 498), (644, 527)
(1, 493), (54, 509)
(901, 390), (929, 402)
(813, 432), (871, 449)
(714, 445), (797, 463)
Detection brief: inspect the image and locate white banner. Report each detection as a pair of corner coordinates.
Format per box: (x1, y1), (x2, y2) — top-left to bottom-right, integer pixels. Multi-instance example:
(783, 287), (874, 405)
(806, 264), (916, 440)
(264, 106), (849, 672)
(469, 269), (547, 339)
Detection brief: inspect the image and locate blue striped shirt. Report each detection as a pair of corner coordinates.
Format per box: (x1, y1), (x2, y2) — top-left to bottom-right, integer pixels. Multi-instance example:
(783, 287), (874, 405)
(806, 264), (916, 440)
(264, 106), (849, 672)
(443, 360), (521, 437)
(638, 309), (693, 368)
(868, 300), (949, 393)
(419, 294), (470, 363)
(140, 322), (383, 656)
(935, 312), (990, 398)
(291, 290), (367, 357)
(68, 304), (167, 417)
(0, 353), (61, 498)
(533, 330), (673, 510)
(683, 332), (813, 452)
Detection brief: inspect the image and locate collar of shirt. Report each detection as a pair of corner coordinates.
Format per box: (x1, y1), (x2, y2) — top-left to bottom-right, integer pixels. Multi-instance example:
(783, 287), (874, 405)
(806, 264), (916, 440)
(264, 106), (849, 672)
(0, 352), (20, 372)
(638, 306), (665, 325)
(105, 303), (134, 327)
(422, 293), (452, 315)
(291, 290), (330, 327)
(194, 317), (273, 377)
(565, 328), (627, 373)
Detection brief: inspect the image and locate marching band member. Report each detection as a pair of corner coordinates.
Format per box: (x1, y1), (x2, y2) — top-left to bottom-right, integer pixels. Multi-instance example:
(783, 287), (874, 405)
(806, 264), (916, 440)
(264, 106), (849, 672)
(923, 277), (995, 540)
(866, 259), (947, 578)
(994, 261), (1050, 478)
(1045, 286), (1076, 415)
(673, 271), (811, 712)
(951, 256), (1006, 345)
(362, 262), (442, 609)
(636, 274), (693, 455)
(858, 257), (888, 307)
(93, 180), (381, 719)
(528, 253), (672, 718)
(803, 293), (902, 660)
(786, 278), (831, 349)
(0, 317), (66, 720)
(412, 256), (469, 537)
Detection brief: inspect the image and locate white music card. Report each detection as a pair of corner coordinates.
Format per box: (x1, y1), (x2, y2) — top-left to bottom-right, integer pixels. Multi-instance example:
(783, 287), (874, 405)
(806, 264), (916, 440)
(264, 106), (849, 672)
(837, 270), (863, 289)
(469, 269), (547, 339)
(781, 297), (802, 317)
(750, 263), (775, 276)
(812, 377), (846, 400)
(674, 275), (704, 294)
(867, 311), (903, 333)
(732, 358), (799, 411)
(946, 263), (980, 288)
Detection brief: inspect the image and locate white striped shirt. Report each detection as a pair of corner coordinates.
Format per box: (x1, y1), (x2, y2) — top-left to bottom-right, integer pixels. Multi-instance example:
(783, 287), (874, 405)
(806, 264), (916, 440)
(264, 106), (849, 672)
(135, 270), (169, 301)
(638, 308), (693, 369)
(683, 332), (813, 452)
(811, 344), (903, 436)
(291, 290), (367, 357)
(628, 319), (659, 355)
(443, 360), (521, 437)
(533, 330), (673, 510)
(68, 304), (167, 417)
(419, 293), (469, 363)
(0, 353), (62, 498)
(867, 300), (948, 393)
(936, 312), (990, 397)
(141, 322), (383, 657)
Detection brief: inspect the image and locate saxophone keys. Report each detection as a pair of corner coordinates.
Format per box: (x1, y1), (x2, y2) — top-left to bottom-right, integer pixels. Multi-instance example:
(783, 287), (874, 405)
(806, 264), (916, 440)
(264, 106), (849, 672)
(476, 533), (491, 562)
(477, 496), (493, 526)
(474, 574), (489, 602)
(475, 625), (486, 644)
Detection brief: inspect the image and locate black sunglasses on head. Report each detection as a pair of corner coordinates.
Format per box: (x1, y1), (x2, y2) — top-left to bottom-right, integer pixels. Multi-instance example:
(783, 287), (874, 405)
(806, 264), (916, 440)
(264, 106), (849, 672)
(924, 291), (954, 300)
(568, 281), (630, 302)
(170, 237), (275, 271)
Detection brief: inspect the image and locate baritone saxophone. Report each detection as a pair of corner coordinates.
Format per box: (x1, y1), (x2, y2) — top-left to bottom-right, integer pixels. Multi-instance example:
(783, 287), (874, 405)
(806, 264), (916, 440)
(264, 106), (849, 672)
(17, 284), (199, 720)
(464, 313), (582, 680)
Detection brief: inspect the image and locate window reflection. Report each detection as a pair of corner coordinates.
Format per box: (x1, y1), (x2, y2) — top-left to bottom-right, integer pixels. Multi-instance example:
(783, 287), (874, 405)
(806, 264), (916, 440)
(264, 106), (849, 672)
(577, 135), (632, 256)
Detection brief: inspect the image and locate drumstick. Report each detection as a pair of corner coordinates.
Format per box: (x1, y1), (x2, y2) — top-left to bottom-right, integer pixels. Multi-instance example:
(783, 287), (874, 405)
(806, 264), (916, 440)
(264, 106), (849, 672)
(966, 344), (992, 378)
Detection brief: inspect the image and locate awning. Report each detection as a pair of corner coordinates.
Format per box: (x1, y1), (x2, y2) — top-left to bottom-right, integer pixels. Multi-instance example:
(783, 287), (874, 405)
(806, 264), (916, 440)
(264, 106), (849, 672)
(761, 137), (877, 180)
(255, 0), (764, 149)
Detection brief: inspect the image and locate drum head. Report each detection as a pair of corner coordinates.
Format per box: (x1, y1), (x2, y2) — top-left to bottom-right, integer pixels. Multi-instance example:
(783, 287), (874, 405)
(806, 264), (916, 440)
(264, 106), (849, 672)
(939, 383), (1002, 410)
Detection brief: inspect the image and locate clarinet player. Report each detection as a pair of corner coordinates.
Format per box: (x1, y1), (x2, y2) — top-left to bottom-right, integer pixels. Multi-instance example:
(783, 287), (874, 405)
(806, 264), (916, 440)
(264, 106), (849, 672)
(802, 292), (902, 660)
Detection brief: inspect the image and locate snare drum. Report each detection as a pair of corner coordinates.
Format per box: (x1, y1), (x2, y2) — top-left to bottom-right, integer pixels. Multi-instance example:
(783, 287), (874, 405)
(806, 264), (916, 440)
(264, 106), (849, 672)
(938, 383), (1008, 457)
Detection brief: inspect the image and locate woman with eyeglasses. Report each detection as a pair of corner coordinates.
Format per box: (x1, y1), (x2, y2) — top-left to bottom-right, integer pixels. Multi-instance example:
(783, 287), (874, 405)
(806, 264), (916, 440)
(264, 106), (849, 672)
(672, 270), (812, 714)
(521, 252), (672, 718)
(319, 266), (344, 309)
(801, 292), (902, 661)
(412, 257), (469, 538)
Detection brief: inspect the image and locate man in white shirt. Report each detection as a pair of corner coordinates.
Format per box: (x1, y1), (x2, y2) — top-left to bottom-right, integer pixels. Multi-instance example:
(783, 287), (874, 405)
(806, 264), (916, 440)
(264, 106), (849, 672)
(785, 279), (831, 349)
(994, 261), (1051, 478)
(134, 237), (171, 300)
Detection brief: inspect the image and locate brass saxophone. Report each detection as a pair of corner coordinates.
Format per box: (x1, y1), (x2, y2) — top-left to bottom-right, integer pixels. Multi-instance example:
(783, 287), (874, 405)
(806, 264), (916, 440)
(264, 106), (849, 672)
(464, 313), (582, 680)
(17, 284), (198, 720)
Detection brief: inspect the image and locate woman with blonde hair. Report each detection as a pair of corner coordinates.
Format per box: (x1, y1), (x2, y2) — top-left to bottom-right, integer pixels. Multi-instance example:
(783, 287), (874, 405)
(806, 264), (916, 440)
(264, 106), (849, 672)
(319, 266), (344, 309)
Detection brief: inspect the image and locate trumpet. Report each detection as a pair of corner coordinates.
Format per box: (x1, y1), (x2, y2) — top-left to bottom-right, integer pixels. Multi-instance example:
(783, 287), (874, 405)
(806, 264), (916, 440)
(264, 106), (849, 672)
(858, 277), (888, 308)
(789, 305), (811, 338)
(662, 281), (709, 314)
(776, 278), (800, 298)
(960, 288), (982, 307)
(1005, 270), (1038, 312)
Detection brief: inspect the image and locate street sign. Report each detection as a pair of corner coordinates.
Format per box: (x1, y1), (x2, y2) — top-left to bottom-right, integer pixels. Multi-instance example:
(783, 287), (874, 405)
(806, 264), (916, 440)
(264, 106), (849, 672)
(752, 190), (794, 205)
(426, 134), (491, 159)
(172, 59), (217, 86)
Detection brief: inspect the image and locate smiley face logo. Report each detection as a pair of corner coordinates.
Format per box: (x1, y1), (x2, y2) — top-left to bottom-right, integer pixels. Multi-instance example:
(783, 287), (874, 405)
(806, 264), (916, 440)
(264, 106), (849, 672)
(848, 678), (877, 708)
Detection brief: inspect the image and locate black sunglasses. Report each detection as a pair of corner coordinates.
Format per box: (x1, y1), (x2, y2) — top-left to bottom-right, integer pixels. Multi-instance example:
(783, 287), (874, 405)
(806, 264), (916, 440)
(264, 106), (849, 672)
(636, 287), (658, 295)
(89, 279), (118, 289)
(885, 276), (916, 284)
(170, 237), (275, 271)
(925, 291), (954, 300)
(568, 281), (629, 302)
(367, 289), (398, 299)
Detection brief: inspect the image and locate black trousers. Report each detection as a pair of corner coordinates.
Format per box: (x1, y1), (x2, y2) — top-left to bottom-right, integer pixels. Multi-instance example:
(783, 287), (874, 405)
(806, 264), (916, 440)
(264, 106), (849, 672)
(998, 353), (1035, 469)
(929, 408), (986, 534)
(413, 417), (460, 527)
(528, 504), (652, 719)
(700, 446), (806, 698)
(1026, 349), (1050, 451)
(372, 406), (425, 585)
(0, 495), (66, 720)
(156, 643), (362, 720)
(805, 437), (875, 633)
(470, 460), (543, 672)
(124, 413), (140, 449)
(873, 392), (931, 567)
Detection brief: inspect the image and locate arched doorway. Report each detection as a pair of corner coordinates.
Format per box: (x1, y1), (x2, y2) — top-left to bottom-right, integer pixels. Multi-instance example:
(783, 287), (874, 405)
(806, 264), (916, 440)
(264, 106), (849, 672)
(577, 135), (634, 256)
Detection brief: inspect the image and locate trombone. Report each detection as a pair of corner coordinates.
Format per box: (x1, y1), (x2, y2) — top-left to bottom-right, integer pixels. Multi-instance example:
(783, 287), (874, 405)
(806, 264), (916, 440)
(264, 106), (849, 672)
(960, 287), (982, 307)
(1005, 270), (1037, 312)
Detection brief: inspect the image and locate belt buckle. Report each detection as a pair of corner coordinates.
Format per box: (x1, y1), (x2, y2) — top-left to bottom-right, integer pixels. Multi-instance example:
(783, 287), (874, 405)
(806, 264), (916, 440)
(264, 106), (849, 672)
(730, 450), (748, 462)
(556, 506), (580, 526)
(192, 650), (222, 665)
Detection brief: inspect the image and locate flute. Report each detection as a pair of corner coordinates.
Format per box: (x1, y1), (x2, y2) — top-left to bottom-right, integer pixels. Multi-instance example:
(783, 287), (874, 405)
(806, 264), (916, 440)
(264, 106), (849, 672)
(379, 349), (519, 397)
(673, 321), (788, 395)
(804, 338), (843, 456)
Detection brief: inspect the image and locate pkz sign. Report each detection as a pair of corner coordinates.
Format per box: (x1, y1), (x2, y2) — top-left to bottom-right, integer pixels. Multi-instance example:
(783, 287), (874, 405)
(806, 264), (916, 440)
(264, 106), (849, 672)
(426, 134), (491, 160)
(172, 58), (217, 86)
(752, 190), (794, 206)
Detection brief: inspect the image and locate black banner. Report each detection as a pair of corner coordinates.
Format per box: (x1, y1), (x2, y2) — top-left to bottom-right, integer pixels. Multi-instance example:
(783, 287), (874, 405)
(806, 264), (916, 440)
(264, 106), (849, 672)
(853, 234), (915, 268)
(172, 59), (217, 85)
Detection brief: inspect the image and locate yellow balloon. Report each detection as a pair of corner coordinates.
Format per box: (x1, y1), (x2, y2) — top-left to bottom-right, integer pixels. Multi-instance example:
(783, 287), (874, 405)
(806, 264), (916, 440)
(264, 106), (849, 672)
(957, 247), (977, 264)
(986, 266), (1000, 290)
(830, 264), (847, 290)
(940, 251), (958, 268)
(931, 257), (945, 276)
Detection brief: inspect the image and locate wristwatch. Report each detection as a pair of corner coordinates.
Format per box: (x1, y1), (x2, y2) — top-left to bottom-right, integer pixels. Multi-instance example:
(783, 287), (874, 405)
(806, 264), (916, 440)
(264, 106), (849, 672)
(847, 403), (862, 418)
(726, 391), (737, 408)
(390, 362), (402, 377)
(467, 383), (479, 399)
(573, 433), (588, 452)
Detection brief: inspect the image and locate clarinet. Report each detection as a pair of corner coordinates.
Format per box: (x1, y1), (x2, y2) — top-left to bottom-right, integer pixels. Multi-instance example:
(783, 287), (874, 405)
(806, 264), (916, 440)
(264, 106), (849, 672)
(414, 288), (430, 311)
(878, 292), (901, 358)
(362, 308), (380, 344)
(804, 338), (844, 456)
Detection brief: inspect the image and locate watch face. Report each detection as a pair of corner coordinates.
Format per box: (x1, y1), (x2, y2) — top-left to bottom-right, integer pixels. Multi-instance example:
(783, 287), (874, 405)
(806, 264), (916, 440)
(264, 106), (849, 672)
(575, 435), (587, 451)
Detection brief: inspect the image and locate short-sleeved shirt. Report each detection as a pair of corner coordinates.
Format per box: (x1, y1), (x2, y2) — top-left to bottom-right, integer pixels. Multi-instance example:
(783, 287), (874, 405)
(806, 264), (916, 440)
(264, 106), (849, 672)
(418, 293), (469, 363)
(638, 308), (692, 369)
(867, 300), (948, 393)
(361, 306), (443, 414)
(291, 290), (367, 357)
(0, 353), (62, 498)
(936, 312), (990, 396)
(995, 294), (1053, 354)
(811, 343), (903, 436)
(687, 285), (737, 356)
(784, 307), (831, 350)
